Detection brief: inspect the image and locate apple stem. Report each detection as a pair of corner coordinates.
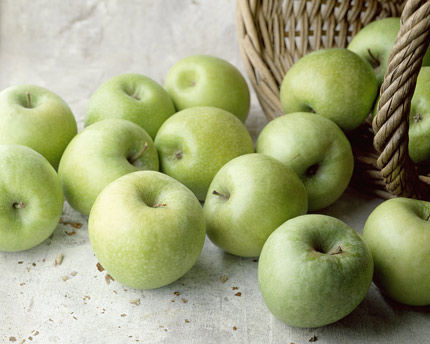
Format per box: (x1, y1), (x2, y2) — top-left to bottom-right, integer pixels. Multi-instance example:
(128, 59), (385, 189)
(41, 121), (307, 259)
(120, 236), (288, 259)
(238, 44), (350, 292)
(413, 113), (423, 123)
(175, 151), (183, 160)
(129, 142), (149, 164)
(212, 190), (230, 200)
(153, 203), (167, 208)
(426, 212), (430, 221)
(367, 49), (380, 68)
(13, 202), (26, 209)
(26, 92), (32, 108)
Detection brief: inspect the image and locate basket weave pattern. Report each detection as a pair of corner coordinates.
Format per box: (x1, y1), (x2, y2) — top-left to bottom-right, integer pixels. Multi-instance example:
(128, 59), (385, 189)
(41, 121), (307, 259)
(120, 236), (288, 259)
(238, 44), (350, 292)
(236, 0), (430, 200)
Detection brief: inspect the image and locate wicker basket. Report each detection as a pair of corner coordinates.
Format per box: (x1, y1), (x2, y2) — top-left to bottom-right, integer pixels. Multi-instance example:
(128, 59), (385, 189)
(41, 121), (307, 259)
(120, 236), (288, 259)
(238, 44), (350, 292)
(236, 0), (430, 200)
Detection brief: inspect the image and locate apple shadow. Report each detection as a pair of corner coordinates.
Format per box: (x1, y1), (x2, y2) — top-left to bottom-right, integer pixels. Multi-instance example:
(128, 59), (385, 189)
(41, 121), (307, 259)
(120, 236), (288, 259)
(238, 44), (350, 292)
(317, 284), (430, 341)
(168, 238), (259, 292)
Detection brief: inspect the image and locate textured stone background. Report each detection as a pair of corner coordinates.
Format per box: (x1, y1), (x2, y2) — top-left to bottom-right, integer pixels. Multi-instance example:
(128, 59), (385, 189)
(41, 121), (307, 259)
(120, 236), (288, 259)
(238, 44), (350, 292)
(0, 1), (429, 343)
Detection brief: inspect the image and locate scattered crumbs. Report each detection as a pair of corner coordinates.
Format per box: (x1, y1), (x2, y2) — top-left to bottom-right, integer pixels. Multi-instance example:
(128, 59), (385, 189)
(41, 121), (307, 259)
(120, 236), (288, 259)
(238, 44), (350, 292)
(220, 275), (228, 283)
(113, 290), (118, 294)
(309, 335), (318, 342)
(73, 316), (78, 320)
(54, 253), (64, 266)
(19, 340), (25, 344)
(130, 299), (140, 306)
(159, 325), (164, 328)
(70, 271), (78, 277)
(96, 262), (104, 272)
(173, 291), (180, 296)
(19, 282), (25, 286)
(232, 286), (239, 290)
(121, 313), (127, 317)
(28, 337), (32, 341)
(233, 326), (237, 331)
(42, 259), (45, 263)
(9, 337), (16, 342)
(26, 267), (30, 272)
(105, 274), (114, 284)
(65, 231), (76, 236)
(18, 261), (23, 264)
(32, 263), (36, 267)
(60, 218), (83, 229)
(170, 299), (175, 303)
(32, 331), (39, 336)
(185, 319), (190, 323)
(234, 292), (242, 297)
(164, 329), (168, 332)
(181, 298), (188, 303)
(48, 318), (54, 322)
(62, 276), (69, 282)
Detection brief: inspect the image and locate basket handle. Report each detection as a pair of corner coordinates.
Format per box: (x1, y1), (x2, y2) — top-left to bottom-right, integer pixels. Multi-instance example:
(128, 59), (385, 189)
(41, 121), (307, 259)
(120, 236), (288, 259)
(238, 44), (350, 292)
(373, 0), (430, 200)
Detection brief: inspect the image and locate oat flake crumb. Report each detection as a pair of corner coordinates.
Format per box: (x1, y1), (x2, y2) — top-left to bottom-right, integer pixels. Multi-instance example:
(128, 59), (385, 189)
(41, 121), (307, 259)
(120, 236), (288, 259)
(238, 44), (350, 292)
(9, 337), (16, 342)
(309, 335), (318, 342)
(54, 253), (64, 266)
(70, 271), (78, 277)
(130, 299), (141, 306)
(220, 275), (228, 283)
(62, 276), (69, 282)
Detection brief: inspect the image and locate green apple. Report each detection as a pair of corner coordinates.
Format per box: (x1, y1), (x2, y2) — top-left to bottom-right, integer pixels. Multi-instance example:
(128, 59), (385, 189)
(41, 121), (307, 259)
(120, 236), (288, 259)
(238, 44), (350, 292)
(155, 106), (254, 201)
(408, 67), (430, 163)
(164, 55), (250, 122)
(280, 48), (378, 130)
(59, 119), (159, 216)
(372, 67), (430, 163)
(88, 171), (206, 290)
(256, 112), (354, 210)
(259, 214), (374, 328)
(204, 153), (307, 257)
(0, 144), (63, 252)
(85, 73), (176, 138)
(348, 17), (430, 85)
(0, 84), (77, 169)
(363, 197), (430, 306)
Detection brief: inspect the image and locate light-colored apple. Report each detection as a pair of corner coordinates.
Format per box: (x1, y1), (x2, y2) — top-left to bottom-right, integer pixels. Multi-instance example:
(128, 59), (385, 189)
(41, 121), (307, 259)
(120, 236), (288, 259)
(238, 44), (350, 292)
(0, 144), (63, 252)
(85, 73), (176, 138)
(155, 106), (254, 201)
(256, 112), (354, 210)
(88, 171), (206, 290)
(164, 55), (250, 122)
(0, 84), (77, 169)
(59, 119), (159, 216)
(363, 197), (430, 306)
(408, 67), (430, 163)
(259, 214), (374, 328)
(280, 48), (378, 130)
(348, 17), (430, 85)
(204, 153), (308, 257)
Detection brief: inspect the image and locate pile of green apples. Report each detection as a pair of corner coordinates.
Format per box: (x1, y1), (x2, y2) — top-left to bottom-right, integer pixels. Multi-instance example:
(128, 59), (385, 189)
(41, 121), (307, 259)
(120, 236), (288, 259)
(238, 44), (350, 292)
(0, 17), (429, 329)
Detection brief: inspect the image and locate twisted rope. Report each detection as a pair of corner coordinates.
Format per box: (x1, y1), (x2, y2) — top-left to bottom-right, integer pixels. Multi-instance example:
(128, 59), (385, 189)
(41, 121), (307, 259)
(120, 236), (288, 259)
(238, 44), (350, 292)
(373, 0), (430, 199)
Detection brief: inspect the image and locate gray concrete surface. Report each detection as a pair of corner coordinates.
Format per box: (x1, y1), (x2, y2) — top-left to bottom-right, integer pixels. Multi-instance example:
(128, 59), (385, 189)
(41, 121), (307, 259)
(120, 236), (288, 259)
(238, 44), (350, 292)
(0, 1), (429, 343)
